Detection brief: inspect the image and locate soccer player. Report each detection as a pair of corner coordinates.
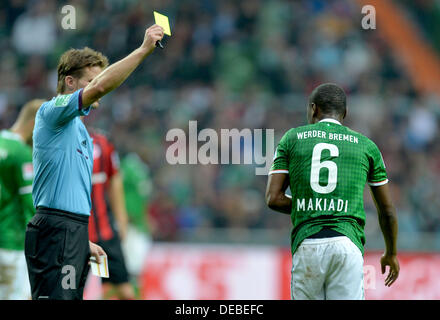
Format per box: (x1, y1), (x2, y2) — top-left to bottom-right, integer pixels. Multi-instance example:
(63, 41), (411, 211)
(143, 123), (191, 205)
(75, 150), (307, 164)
(25, 24), (164, 300)
(121, 152), (153, 240)
(266, 83), (399, 300)
(88, 129), (134, 299)
(120, 153), (153, 290)
(0, 99), (43, 299)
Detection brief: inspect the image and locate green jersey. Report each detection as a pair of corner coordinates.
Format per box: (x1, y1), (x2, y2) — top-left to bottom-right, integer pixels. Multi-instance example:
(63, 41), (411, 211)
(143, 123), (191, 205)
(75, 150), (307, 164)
(121, 153), (152, 234)
(270, 119), (388, 256)
(0, 130), (35, 250)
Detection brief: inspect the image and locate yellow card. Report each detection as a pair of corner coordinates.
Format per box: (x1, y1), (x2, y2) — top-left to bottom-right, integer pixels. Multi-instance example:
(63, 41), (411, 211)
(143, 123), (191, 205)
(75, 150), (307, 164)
(154, 11), (171, 36)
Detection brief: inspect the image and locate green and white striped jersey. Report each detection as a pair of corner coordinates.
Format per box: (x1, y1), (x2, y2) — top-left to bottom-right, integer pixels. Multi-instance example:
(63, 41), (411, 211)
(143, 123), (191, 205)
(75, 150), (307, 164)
(270, 119), (388, 256)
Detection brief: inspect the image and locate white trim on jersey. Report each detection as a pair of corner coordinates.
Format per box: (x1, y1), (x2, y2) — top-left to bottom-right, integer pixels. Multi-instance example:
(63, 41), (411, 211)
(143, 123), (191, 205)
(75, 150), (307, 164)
(268, 169), (289, 175)
(368, 179), (389, 187)
(319, 118), (342, 125)
(91, 172), (108, 185)
(18, 185), (32, 194)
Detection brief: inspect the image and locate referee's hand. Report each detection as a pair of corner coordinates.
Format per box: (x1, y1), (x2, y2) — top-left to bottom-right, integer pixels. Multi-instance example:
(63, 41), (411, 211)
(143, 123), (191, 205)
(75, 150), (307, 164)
(140, 24), (164, 54)
(89, 241), (107, 264)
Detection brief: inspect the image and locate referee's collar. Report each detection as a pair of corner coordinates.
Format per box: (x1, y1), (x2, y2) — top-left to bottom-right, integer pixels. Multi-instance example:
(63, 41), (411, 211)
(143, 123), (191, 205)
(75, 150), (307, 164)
(319, 118), (342, 125)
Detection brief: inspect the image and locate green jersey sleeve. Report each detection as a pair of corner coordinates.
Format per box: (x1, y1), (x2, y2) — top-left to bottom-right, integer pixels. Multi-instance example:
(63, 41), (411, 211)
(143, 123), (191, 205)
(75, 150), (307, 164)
(269, 131), (290, 175)
(367, 141), (388, 186)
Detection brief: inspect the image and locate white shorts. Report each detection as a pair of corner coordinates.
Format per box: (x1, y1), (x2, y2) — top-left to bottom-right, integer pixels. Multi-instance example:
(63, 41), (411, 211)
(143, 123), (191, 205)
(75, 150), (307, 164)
(121, 224), (152, 276)
(291, 236), (364, 300)
(0, 248), (31, 300)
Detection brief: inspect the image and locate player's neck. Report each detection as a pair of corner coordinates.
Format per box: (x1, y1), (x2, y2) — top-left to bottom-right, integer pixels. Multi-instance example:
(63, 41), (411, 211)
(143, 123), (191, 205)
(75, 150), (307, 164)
(10, 125), (27, 143)
(315, 115), (343, 124)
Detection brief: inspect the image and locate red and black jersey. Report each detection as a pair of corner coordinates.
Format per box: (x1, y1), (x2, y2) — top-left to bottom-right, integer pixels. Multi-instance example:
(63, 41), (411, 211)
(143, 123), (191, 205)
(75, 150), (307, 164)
(88, 131), (120, 242)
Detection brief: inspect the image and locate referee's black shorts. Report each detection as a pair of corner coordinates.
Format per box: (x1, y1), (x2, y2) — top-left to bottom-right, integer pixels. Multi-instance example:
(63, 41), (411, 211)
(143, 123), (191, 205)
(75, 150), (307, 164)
(24, 207), (91, 300)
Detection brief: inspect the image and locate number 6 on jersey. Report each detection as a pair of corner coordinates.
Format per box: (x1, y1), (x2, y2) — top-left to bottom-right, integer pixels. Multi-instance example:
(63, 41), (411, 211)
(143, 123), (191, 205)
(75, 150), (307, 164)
(310, 143), (339, 194)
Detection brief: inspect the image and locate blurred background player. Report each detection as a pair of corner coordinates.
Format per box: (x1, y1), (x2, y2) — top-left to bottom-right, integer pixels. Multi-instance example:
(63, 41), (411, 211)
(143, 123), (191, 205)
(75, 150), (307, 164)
(120, 152), (153, 295)
(88, 129), (135, 300)
(0, 99), (43, 299)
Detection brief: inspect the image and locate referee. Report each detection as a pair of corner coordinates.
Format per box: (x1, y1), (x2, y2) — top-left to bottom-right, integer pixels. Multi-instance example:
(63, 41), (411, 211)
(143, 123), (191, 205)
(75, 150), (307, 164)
(24, 24), (164, 300)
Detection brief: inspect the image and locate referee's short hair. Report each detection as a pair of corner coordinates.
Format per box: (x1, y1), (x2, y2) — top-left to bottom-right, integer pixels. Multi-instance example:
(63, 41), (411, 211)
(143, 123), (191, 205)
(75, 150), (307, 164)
(309, 83), (347, 116)
(57, 47), (109, 94)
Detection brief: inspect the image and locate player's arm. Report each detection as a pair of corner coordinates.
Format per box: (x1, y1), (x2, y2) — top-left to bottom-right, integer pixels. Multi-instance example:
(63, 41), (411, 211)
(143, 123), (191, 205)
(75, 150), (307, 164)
(368, 142), (399, 287)
(108, 173), (128, 240)
(266, 173), (292, 214)
(19, 191), (34, 222)
(81, 24), (164, 107)
(105, 144), (128, 239)
(370, 183), (399, 287)
(266, 132), (292, 215)
(15, 153), (35, 221)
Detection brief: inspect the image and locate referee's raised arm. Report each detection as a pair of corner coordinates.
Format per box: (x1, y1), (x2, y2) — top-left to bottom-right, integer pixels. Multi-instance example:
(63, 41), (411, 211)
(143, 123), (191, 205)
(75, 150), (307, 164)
(81, 24), (164, 108)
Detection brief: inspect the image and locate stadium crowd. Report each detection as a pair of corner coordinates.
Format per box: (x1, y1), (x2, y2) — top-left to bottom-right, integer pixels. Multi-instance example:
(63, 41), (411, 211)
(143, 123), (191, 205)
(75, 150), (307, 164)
(0, 0), (439, 247)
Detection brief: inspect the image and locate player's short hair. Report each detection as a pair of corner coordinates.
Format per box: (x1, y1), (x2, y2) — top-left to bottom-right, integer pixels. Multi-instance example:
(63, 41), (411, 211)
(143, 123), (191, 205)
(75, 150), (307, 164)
(309, 83), (347, 116)
(57, 47), (109, 94)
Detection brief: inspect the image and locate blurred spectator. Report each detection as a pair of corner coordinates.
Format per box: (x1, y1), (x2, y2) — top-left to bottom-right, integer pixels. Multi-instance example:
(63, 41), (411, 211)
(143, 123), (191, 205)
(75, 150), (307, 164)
(1, 0), (440, 245)
(11, 1), (56, 55)
(405, 98), (438, 152)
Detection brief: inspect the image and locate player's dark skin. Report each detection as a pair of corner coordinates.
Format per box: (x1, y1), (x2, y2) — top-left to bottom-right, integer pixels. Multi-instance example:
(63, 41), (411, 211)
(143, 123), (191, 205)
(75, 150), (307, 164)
(266, 102), (400, 287)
